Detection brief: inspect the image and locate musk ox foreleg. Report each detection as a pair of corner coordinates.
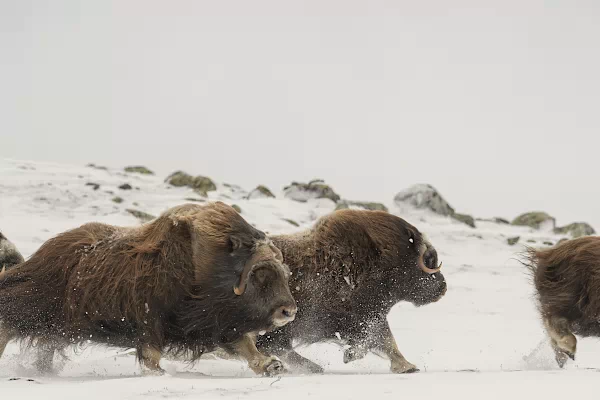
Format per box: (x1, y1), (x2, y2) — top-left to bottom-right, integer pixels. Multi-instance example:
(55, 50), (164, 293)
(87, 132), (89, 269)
(33, 339), (58, 373)
(544, 316), (577, 368)
(344, 320), (418, 374)
(0, 325), (16, 358)
(229, 333), (285, 376)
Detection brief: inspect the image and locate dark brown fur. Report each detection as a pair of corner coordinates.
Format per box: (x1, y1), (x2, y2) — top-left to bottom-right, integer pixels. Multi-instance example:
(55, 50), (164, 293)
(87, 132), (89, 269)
(257, 209), (447, 374)
(0, 202), (296, 374)
(524, 236), (600, 366)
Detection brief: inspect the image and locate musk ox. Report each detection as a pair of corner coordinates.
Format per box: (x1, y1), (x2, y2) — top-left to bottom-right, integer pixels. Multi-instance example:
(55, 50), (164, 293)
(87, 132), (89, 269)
(256, 209), (447, 374)
(0, 202), (297, 376)
(525, 236), (600, 368)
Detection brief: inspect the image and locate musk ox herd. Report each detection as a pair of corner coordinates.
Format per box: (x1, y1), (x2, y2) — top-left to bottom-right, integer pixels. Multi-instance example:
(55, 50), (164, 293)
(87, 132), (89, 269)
(0, 201), (598, 376)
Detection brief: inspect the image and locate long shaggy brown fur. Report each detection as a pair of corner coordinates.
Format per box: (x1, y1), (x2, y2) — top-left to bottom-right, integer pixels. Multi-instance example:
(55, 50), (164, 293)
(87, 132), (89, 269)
(257, 209), (447, 373)
(0, 202), (295, 370)
(525, 236), (600, 338)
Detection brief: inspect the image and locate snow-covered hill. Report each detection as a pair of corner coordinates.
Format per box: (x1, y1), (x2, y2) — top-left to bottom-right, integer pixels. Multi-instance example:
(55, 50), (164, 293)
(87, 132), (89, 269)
(0, 158), (597, 400)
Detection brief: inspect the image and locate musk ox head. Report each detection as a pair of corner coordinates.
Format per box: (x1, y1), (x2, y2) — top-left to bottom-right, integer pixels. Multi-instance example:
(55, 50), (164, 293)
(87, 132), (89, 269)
(0, 231), (24, 274)
(384, 219), (446, 307)
(232, 239), (297, 328)
(183, 202), (297, 331)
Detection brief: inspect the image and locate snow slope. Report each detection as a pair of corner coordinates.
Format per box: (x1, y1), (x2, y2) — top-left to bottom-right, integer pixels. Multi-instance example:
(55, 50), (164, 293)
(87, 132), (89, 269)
(0, 158), (598, 399)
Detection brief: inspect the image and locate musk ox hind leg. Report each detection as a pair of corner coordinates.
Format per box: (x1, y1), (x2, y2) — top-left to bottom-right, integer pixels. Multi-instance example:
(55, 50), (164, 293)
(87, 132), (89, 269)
(137, 345), (166, 375)
(229, 333), (285, 376)
(544, 316), (577, 368)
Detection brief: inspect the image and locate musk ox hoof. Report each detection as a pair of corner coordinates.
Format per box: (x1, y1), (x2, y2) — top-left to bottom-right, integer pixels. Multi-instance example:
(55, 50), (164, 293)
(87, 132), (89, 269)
(391, 362), (420, 374)
(141, 367), (166, 376)
(555, 351), (574, 368)
(262, 357), (285, 377)
(343, 347), (367, 364)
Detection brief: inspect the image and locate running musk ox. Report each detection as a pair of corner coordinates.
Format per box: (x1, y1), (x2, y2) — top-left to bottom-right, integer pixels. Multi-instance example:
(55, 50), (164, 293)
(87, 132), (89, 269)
(525, 236), (600, 368)
(0, 231), (24, 270)
(0, 202), (297, 375)
(256, 209), (447, 374)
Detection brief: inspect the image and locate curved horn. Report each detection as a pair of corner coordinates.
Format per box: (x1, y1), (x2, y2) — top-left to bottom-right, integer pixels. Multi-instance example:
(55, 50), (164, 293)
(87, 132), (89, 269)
(418, 258), (442, 275)
(233, 259), (255, 295)
(0, 266), (5, 279)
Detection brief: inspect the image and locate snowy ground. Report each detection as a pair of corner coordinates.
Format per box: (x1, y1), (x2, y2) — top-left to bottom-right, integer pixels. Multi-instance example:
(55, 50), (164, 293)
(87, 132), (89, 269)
(1, 158), (598, 399)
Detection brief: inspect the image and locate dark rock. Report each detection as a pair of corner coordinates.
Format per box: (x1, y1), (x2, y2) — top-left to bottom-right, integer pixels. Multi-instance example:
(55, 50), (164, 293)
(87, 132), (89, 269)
(282, 218), (300, 227)
(512, 212), (556, 230)
(247, 185), (276, 199)
(283, 179), (340, 203)
(124, 166), (154, 175)
(554, 222), (595, 238)
(85, 182), (100, 191)
(336, 200), (388, 212)
(452, 213), (476, 228)
(126, 209), (155, 223)
(184, 198), (206, 203)
(507, 236), (520, 246)
(118, 183), (133, 190)
(394, 184), (455, 216)
(165, 171), (216, 196)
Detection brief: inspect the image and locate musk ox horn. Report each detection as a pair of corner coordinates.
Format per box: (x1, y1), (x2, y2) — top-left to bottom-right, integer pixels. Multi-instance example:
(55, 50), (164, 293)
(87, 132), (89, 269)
(233, 241), (281, 296)
(233, 260), (255, 296)
(0, 266), (5, 279)
(418, 258), (442, 274)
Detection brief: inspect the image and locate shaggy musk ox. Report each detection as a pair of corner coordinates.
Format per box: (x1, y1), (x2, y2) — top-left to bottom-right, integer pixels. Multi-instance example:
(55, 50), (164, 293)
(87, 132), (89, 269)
(0, 202), (297, 375)
(256, 209), (447, 374)
(525, 236), (600, 368)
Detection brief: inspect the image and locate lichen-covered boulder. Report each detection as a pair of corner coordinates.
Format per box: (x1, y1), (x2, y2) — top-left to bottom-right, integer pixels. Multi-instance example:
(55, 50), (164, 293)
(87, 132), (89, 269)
(165, 171), (217, 196)
(124, 165), (154, 175)
(512, 212), (556, 230)
(283, 179), (340, 203)
(554, 222), (596, 238)
(231, 204), (242, 214)
(247, 185), (275, 200)
(494, 217), (510, 225)
(335, 200), (388, 212)
(394, 184), (455, 216)
(452, 213), (476, 228)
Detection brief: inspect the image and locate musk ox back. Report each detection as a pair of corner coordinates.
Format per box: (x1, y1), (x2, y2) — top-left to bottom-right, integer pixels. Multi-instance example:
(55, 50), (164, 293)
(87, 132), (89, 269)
(525, 236), (600, 368)
(256, 209), (446, 374)
(0, 202), (296, 376)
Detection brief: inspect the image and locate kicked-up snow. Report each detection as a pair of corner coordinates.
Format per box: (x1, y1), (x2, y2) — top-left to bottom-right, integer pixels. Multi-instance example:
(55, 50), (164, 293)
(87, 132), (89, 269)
(0, 158), (598, 399)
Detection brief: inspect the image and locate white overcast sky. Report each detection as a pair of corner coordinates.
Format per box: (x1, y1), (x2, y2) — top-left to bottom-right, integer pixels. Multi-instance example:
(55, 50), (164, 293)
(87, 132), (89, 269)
(1, 1), (599, 228)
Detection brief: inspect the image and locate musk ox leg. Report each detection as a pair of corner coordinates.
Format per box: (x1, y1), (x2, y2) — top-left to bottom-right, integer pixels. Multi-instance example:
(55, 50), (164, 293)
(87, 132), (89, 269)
(0, 325), (16, 358)
(276, 349), (324, 374)
(137, 345), (165, 375)
(34, 340), (57, 374)
(544, 316), (577, 368)
(230, 333), (285, 376)
(369, 322), (419, 374)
